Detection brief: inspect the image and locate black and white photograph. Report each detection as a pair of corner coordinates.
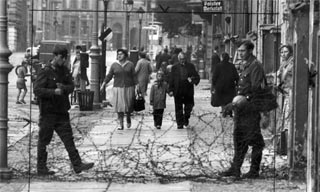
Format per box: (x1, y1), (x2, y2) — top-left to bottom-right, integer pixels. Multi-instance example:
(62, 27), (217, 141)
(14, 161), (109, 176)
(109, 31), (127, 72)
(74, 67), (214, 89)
(0, 0), (317, 191)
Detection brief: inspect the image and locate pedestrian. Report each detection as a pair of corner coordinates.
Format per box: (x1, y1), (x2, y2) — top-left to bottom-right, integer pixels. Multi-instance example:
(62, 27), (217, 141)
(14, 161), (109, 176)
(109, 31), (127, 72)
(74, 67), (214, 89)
(150, 71), (168, 129)
(100, 49), (137, 130)
(158, 48), (171, 68)
(74, 45), (90, 91)
(211, 46), (221, 81)
(155, 50), (162, 70)
(15, 60), (30, 104)
(274, 44), (294, 155)
(71, 51), (81, 90)
(170, 47), (182, 65)
(168, 52), (200, 129)
(220, 40), (266, 179)
(33, 46), (94, 175)
(135, 52), (153, 98)
(211, 52), (239, 116)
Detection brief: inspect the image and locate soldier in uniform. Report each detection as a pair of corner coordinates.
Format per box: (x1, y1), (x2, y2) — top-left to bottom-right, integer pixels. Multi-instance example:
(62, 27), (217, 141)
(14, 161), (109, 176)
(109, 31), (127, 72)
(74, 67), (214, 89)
(34, 46), (94, 175)
(220, 40), (266, 179)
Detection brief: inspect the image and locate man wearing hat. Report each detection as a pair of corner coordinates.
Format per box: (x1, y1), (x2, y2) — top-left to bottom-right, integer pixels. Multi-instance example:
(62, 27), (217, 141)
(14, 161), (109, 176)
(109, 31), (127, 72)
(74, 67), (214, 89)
(34, 46), (94, 175)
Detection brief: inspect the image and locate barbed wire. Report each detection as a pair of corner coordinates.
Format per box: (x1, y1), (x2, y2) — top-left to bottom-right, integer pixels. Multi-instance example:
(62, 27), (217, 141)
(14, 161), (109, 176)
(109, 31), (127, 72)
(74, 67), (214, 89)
(7, 104), (292, 183)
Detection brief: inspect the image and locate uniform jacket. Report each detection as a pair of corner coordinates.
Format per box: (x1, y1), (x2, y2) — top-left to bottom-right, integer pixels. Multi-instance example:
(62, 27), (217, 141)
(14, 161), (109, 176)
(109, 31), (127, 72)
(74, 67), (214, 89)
(169, 62), (200, 97)
(150, 81), (168, 109)
(34, 64), (74, 115)
(103, 60), (137, 87)
(237, 55), (265, 99)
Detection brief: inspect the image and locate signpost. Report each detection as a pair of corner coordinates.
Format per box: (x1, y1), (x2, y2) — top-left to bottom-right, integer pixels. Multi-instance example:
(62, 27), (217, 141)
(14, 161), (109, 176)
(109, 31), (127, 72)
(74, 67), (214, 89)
(202, 0), (223, 13)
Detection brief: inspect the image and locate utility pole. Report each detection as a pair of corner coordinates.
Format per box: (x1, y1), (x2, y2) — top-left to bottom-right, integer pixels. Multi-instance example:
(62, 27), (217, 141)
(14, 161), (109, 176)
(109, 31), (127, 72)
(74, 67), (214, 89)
(0, 0), (13, 180)
(89, 0), (101, 107)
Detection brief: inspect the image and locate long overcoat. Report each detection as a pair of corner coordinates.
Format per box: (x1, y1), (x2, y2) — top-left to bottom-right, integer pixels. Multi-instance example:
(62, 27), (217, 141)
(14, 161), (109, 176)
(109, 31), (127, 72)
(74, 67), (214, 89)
(212, 61), (239, 106)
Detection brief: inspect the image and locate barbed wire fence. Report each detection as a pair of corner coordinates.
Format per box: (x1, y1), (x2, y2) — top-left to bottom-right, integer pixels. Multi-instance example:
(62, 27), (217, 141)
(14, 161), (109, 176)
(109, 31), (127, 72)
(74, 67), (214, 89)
(7, 98), (290, 183)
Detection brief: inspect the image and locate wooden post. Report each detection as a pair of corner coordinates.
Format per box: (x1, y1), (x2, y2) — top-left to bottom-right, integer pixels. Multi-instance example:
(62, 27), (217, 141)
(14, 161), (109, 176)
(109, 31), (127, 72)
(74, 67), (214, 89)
(313, 1), (320, 191)
(307, 1), (314, 191)
(291, 4), (309, 180)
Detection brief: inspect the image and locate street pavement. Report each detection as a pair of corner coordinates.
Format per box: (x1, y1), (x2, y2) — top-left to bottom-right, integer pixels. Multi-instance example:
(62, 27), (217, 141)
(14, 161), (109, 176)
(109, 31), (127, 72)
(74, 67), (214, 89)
(0, 52), (306, 191)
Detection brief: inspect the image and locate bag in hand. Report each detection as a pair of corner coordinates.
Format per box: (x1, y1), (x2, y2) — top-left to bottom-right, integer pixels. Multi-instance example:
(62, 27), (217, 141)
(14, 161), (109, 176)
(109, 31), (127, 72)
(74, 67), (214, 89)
(134, 94), (145, 112)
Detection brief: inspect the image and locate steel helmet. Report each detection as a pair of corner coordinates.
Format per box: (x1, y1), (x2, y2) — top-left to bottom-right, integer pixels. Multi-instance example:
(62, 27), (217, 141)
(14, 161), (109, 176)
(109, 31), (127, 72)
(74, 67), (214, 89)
(232, 95), (248, 108)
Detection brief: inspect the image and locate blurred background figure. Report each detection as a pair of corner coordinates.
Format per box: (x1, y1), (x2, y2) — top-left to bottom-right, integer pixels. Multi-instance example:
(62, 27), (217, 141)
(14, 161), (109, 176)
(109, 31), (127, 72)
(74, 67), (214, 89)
(211, 52), (239, 116)
(135, 52), (153, 98)
(210, 46), (221, 81)
(15, 60), (30, 104)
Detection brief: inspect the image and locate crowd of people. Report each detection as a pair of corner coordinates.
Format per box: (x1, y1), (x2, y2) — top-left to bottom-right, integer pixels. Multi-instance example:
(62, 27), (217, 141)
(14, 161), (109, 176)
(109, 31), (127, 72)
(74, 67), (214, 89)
(15, 40), (293, 178)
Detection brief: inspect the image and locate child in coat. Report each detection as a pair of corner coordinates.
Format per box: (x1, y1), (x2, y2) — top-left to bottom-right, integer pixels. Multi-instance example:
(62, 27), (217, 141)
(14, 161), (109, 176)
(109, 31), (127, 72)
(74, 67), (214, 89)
(150, 71), (168, 129)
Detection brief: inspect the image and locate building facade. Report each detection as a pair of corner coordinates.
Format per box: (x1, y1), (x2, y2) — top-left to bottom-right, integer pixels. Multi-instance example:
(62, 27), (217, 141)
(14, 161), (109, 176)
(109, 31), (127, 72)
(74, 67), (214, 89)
(7, 0), (28, 51)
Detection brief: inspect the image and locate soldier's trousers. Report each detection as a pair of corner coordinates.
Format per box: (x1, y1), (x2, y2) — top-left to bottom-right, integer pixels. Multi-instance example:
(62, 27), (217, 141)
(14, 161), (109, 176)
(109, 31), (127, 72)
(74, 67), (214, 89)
(37, 113), (82, 170)
(231, 110), (265, 172)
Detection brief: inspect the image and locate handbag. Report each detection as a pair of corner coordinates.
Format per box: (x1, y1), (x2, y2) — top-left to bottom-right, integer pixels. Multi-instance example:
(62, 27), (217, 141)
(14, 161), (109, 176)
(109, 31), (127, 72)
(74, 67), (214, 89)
(134, 94), (145, 112)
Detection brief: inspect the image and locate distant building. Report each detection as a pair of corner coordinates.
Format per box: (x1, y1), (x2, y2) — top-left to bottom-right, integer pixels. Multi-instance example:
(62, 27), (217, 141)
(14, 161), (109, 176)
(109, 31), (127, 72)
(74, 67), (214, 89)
(7, 0), (28, 51)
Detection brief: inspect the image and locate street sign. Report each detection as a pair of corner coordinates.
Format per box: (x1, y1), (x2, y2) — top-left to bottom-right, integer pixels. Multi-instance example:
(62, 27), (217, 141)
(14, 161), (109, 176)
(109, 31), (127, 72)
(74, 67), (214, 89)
(202, 0), (223, 13)
(99, 27), (112, 41)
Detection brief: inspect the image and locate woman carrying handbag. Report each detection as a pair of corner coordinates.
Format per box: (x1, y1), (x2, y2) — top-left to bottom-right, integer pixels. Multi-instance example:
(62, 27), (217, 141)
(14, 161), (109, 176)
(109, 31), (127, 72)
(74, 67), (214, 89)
(100, 49), (137, 130)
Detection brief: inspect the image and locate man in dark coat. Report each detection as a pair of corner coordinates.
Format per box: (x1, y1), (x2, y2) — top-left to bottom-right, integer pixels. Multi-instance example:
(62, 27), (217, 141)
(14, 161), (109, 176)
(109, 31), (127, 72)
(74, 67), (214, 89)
(220, 40), (266, 179)
(169, 52), (200, 129)
(158, 48), (171, 68)
(211, 52), (239, 114)
(34, 46), (94, 175)
(211, 46), (221, 80)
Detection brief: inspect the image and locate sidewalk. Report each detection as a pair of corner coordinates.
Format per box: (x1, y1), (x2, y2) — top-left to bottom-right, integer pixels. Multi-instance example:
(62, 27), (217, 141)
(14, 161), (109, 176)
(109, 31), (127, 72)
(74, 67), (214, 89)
(1, 79), (306, 191)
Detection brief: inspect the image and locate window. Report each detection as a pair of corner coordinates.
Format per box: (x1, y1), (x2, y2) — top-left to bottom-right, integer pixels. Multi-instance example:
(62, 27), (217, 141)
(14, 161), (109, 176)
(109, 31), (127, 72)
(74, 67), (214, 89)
(70, 0), (77, 9)
(81, 21), (88, 34)
(82, 0), (89, 9)
(71, 20), (76, 35)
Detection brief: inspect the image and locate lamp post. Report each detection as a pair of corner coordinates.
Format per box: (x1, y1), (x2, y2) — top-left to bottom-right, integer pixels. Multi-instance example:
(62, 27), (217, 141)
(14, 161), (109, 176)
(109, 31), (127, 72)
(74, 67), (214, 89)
(137, 7), (145, 51)
(123, 0), (133, 49)
(100, 0), (109, 102)
(0, 0), (13, 180)
(90, 0), (101, 107)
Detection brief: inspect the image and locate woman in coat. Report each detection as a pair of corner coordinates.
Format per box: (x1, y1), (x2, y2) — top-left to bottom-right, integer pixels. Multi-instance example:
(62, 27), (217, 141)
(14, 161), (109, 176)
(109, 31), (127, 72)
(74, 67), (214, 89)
(211, 52), (239, 115)
(274, 44), (294, 155)
(100, 49), (137, 130)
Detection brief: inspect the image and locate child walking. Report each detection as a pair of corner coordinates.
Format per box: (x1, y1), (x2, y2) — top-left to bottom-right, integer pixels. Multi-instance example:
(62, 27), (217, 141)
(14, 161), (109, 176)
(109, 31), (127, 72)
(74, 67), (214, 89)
(15, 61), (30, 104)
(150, 71), (168, 129)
